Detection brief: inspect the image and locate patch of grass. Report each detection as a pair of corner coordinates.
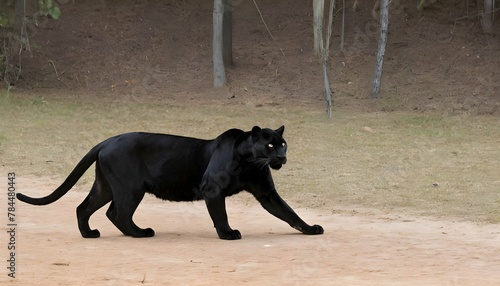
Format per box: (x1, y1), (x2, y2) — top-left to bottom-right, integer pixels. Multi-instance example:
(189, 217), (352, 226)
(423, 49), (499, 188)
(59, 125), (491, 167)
(0, 88), (11, 107)
(379, 94), (403, 112)
(1, 92), (499, 224)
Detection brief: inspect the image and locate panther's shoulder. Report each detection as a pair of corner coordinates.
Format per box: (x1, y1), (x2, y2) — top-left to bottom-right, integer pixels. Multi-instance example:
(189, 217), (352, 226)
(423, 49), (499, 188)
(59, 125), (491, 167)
(217, 128), (247, 138)
(211, 128), (250, 149)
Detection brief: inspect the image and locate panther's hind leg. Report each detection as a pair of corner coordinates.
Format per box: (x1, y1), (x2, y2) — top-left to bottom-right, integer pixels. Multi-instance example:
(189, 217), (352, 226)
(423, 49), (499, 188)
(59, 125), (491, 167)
(100, 158), (155, 238)
(106, 190), (155, 238)
(76, 180), (112, 238)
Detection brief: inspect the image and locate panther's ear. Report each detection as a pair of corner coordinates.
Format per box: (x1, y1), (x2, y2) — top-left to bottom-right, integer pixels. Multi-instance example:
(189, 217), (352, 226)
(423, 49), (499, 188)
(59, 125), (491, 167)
(251, 126), (261, 142)
(276, 125), (285, 136)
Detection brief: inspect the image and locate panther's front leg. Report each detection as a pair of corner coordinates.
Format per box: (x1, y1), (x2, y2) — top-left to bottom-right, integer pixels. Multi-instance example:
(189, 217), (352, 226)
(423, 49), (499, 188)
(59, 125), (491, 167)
(255, 190), (324, 235)
(204, 195), (242, 240)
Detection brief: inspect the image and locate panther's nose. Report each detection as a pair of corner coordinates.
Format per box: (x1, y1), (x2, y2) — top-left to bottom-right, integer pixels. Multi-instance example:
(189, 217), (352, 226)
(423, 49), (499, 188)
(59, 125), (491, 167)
(277, 155), (287, 163)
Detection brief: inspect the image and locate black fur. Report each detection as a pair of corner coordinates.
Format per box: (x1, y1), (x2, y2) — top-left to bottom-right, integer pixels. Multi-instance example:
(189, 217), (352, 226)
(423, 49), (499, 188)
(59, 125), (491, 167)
(16, 126), (324, 240)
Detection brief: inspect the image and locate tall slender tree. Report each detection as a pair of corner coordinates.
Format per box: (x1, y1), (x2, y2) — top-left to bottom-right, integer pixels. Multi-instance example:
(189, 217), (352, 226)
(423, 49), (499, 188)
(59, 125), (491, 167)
(371, 0), (389, 98)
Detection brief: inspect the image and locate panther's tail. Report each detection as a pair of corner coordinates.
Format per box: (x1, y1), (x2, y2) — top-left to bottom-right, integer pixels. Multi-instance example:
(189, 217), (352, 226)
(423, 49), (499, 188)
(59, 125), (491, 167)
(16, 143), (102, 205)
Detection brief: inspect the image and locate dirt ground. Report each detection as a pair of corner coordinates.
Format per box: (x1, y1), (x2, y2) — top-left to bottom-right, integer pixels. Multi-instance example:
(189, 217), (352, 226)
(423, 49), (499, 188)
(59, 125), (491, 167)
(2, 177), (499, 285)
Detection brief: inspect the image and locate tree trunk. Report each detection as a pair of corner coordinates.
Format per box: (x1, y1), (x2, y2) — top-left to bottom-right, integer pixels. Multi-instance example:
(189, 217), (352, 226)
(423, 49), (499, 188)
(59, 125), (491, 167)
(322, 61), (332, 118)
(371, 0), (389, 98)
(13, 0), (23, 22)
(321, 0), (334, 118)
(312, 0), (324, 58)
(213, 0), (226, 87)
(481, 0), (494, 33)
(223, 0), (233, 65)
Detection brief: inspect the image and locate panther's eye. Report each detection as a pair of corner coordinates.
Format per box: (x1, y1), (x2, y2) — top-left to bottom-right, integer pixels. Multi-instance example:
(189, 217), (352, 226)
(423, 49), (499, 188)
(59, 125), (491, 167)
(282, 142), (286, 147)
(267, 143), (274, 148)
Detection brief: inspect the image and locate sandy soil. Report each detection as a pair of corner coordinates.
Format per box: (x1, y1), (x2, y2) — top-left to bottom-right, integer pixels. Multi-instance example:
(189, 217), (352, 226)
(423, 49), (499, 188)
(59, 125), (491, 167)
(3, 177), (500, 285)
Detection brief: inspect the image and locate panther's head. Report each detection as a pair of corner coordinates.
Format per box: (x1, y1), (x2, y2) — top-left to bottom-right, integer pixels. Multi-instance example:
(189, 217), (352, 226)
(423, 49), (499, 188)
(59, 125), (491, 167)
(251, 125), (287, 170)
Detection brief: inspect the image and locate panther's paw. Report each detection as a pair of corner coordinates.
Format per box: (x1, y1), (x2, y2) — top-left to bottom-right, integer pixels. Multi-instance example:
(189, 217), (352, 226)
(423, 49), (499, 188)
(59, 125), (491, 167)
(217, 229), (242, 240)
(131, 228), (156, 238)
(304, 224), (324, 235)
(82, 229), (101, 238)
(312, 224), (324, 234)
(143, 228), (156, 237)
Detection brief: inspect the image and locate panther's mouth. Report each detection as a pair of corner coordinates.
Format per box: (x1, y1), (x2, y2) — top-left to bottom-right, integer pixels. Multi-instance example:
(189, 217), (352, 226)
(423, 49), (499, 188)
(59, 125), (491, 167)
(269, 157), (286, 170)
(254, 157), (286, 170)
(270, 163), (283, 170)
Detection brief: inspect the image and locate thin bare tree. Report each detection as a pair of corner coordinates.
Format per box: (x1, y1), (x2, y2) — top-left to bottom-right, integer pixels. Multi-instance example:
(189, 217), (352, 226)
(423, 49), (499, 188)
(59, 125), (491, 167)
(213, 0), (226, 87)
(371, 0), (389, 98)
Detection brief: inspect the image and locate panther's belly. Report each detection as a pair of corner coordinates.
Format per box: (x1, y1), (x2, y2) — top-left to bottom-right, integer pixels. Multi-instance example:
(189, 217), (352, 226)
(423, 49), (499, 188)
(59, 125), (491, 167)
(145, 179), (204, 202)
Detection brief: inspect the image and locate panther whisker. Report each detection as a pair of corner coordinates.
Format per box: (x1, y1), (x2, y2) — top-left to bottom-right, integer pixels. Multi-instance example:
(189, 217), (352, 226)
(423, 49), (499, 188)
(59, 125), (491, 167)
(258, 161), (269, 171)
(251, 158), (270, 171)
